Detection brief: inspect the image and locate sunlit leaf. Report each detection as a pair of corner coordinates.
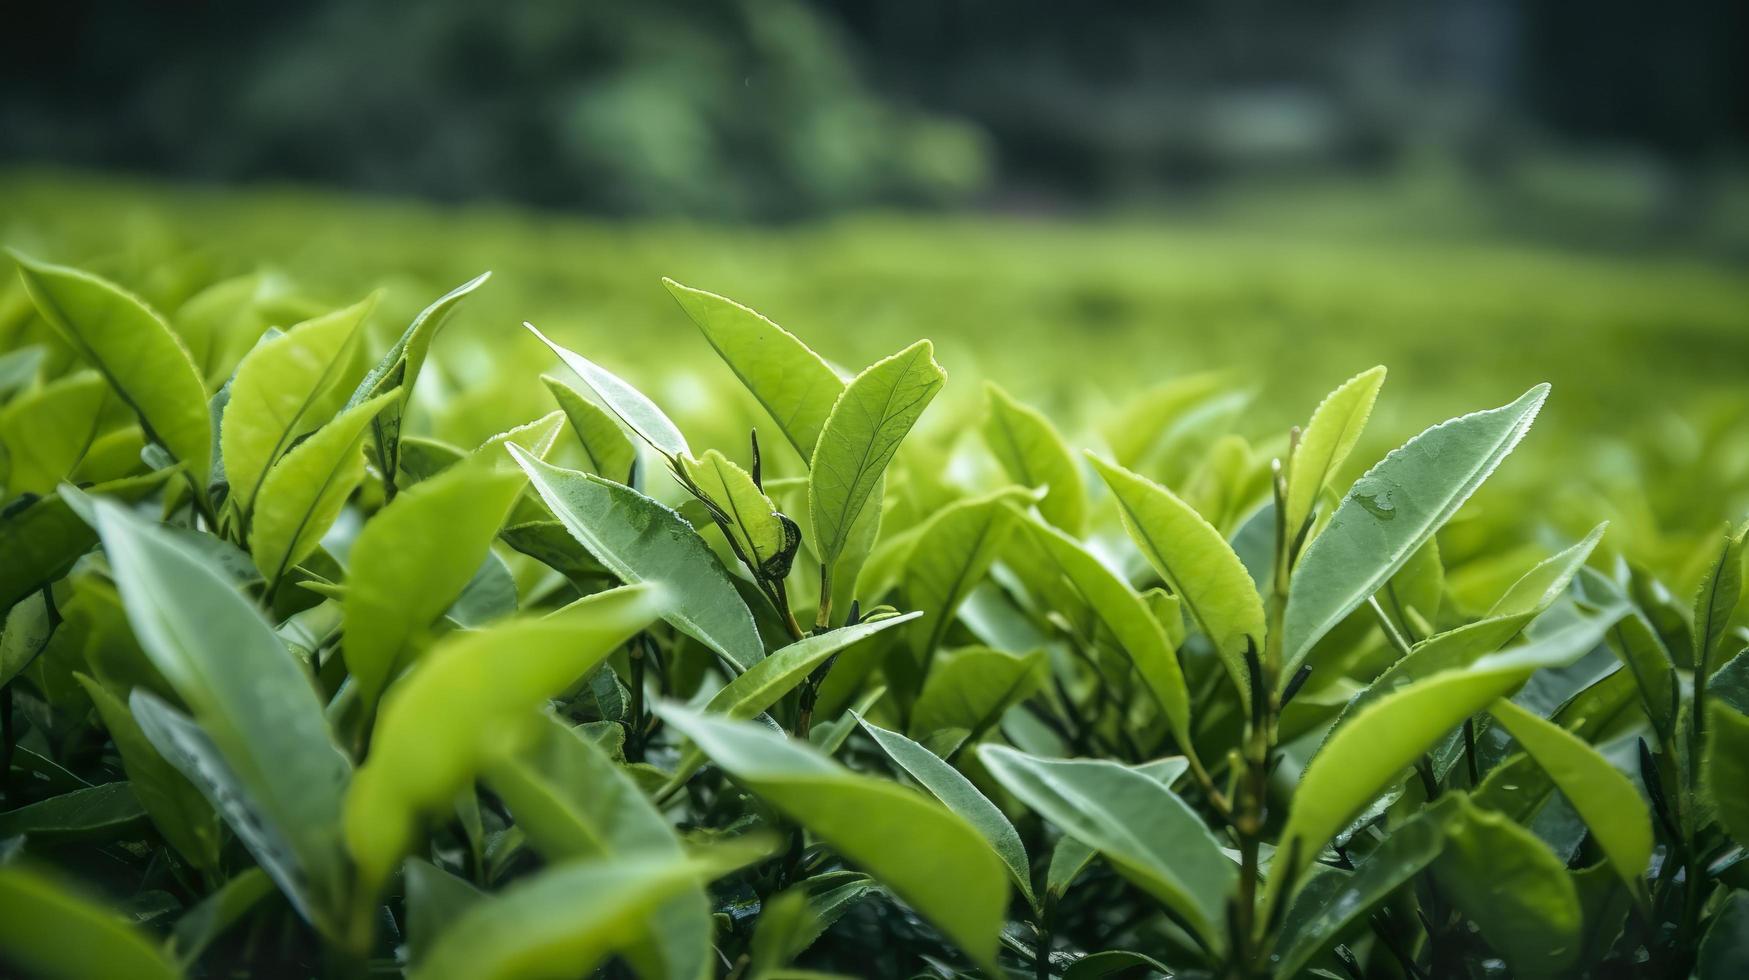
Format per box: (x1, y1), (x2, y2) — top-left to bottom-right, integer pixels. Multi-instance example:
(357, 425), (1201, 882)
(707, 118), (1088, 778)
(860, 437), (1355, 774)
(0, 865), (181, 980)
(983, 381), (1085, 534)
(525, 321), (689, 458)
(1283, 366), (1385, 553)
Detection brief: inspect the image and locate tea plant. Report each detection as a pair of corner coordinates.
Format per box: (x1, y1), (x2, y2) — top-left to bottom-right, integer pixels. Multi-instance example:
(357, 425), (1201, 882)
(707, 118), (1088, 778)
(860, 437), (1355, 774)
(0, 250), (1745, 979)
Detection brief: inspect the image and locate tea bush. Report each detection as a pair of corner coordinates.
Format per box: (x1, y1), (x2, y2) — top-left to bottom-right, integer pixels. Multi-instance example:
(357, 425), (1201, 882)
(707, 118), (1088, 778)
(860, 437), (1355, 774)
(0, 227), (1746, 978)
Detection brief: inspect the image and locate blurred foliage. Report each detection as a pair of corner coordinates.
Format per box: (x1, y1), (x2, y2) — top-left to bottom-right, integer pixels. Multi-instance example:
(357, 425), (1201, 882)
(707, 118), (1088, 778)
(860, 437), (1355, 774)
(2, 170), (1746, 587)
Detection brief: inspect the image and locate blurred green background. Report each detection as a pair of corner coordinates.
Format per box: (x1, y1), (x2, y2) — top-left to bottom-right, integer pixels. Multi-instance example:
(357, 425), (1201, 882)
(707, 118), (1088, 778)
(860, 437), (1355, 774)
(3, 0), (1746, 572)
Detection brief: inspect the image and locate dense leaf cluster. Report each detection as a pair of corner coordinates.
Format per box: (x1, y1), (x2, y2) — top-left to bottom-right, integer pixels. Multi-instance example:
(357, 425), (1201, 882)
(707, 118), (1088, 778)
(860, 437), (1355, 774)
(0, 250), (1745, 979)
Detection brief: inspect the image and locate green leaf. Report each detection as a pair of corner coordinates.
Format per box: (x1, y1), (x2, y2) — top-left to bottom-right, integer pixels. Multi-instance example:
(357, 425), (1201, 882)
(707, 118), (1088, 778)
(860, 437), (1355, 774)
(1694, 522), (1749, 674)
(679, 449), (796, 579)
(1607, 611), (1679, 738)
(1429, 795), (1582, 978)
(1011, 512), (1193, 748)
(250, 390), (397, 588)
(909, 645), (1045, 748)
(344, 584), (662, 891)
(708, 613), (919, 721)
(1271, 614), (1606, 908)
(903, 486), (1028, 666)
(1705, 703), (1749, 848)
(658, 705), (1009, 972)
(510, 448), (764, 671)
(75, 673), (222, 872)
(1486, 522), (1608, 618)
(408, 840), (775, 980)
(1282, 383), (1549, 676)
(485, 713), (710, 980)
(524, 321), (689, 458)
(0, 865), (181, 980)
(1271, 794), (1459, 977)
(1088, 453), (1263, 712)
(0, 782), (145, 841)
(0, 344), (45, 399)
(983, 381), (1085, 534)
(403, 859), (484, 968)
(0, 370), (107, 496)
(1063, 950), (1175, 980)
(221, 295), (373, 522)
(168, 868), (274, 968)
(345, 272), (489, 489)
(663, 278), (843, 459)
(857, 714), (1037, 911)
(1699, 891), (1749, 980)
(85, 494), (351, 931)
(14, 253), (212, 485)
(808, 340), (945, 570)
(1283, 366), (1386, 550)
(344, 414), (563, 710)
(542, 374), (635, 480)
(978, 744), (1234, 950)
(2, 589), (55, 688)
(1489, 697), (1652, 892)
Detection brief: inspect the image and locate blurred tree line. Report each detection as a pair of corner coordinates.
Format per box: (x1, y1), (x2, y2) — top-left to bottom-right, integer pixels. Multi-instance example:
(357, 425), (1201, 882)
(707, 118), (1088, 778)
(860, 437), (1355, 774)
(2, 0), (1743, 220)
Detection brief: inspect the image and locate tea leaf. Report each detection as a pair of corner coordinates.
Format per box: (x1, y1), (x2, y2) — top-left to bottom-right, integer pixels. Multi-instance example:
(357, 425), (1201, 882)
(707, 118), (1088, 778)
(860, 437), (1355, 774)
(345, 273), (489, 491)
(858, 714), (1038, 911)
(679, 449), (793, 578)
(14, 253), (212, 486)
(525, 321), (689, 459)
(542, 374), (636, 479)
(345, 584), (662, 891)
(1693, 521), (1748, 673)
(909, 645), (1045, 749)
(1705, 703), (1749, 848)
(1088, 454), (1262, 712)
(85, 495), (351, 929)
(168, 868), (274, 968)
(978, 744), (1233, 951)
(659, 705), (1008, 972)
(903, 487), (1028, 665)
(664, 279), (843, 458)
(1282, 384), (1549, 678)
(409, 840), (775, 980)
(1283, 366), (1386, 551)
(0, 370), (106, 496)
(809, 340), (945, 570)
(0, 782), (146, 841)
(1489, 698), (1651, 891)
(222, 295), (373, 521)
(510, 447), (764, 671)
(485, 713), (710, 980)
(0, 865), (181, 980)
(983, 381), (1085, 534)
(1485, 521), (1608, 618)
(1430, 796), (1581, 978)
(344, 414), (563, 709)
(404, 860), (484, 968)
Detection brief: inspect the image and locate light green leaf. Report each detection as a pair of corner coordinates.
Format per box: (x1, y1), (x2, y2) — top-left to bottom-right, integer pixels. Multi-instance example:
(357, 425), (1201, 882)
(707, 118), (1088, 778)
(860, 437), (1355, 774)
(983, 382), (1084, 534)
(1282, 384), (1549, 676)
(910, 645), (1045, 748)
(978, 744), (1234, 950)
(0, 370), (106, 496)
(658, 705), (1009, 972)
(903, 486), (1028, 665)
(858, 714), (1037, 911)
(1012, 513), (1192, 747)
(345, 272), (489, 492)
(1429, 796), (1582, 978)
(1705, 703), (1749, 848)
(510, 447), (763, 671)
(344, 584), (662, 891)
(525, 321), (689, 458)
(0, 865), (182, 980)
(344, 414), (563, 710)
(250, 390), (397, 588)
(486, 713), (710, 980)
(808, 340), (945, 570)
(1486, 522), (1608, 618)
(663, 278), (843, 459)
(1284, 366), (1386, 550)
(1088, 454), (1262, 712)
(679, 449), (796, 579)
(1271, 615), (1606, 908)
(221, 295), (373, 521)
(1694, 522), (1749, 674)
(542, 374), (636, 480)
(403, 859), (484, 968)
(14, 253), (211, 485)
(74, 673), (222, 872)
(85, 495), (351, 931)
(1489, 697), (1651, 891)
(409, 840), (775, 980)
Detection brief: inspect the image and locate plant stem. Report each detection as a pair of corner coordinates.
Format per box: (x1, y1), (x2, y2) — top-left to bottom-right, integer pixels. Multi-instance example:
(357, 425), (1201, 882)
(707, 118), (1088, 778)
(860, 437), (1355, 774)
(627, 637), (648, 762)
(1368, 596), (1415, 658)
